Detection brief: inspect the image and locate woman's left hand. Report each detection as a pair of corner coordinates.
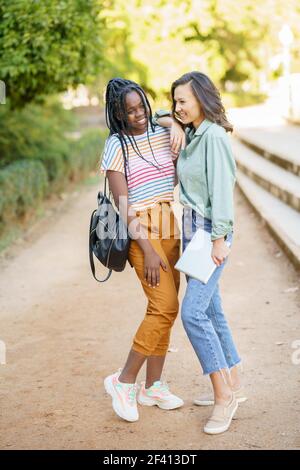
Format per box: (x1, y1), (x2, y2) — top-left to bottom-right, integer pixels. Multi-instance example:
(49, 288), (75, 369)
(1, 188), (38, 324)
(211, 238), (230, 266)
(170, 120), (185, 159)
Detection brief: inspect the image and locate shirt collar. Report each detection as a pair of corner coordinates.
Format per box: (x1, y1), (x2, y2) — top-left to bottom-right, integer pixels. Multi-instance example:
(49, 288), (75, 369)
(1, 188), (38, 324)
(194, 118), (213, 136)
(186, 118), (213, 139)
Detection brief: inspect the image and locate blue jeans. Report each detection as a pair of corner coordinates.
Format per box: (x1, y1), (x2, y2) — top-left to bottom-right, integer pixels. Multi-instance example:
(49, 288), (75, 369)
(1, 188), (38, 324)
(181, 207), (241, 375)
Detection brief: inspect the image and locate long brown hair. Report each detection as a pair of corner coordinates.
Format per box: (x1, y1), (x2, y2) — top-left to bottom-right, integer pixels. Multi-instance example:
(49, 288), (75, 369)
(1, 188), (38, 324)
(171, 71), (233, 133)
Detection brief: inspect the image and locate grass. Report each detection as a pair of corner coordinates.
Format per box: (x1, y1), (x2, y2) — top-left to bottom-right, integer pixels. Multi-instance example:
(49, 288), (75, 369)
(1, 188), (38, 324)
(0, 170), (104, 256)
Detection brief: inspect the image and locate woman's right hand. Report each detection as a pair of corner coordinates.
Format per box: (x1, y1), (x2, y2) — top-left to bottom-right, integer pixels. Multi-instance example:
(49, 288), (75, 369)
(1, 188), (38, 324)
(170, 120), (186, 159)
(143, 248), (168, 287)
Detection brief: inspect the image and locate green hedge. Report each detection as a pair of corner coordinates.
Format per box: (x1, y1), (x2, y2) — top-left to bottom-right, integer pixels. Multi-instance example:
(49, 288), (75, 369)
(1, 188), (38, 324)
(67, 128), (107, 182)
(0, 160), (49, 231)
(0, 127), (107, 236)
(0, 101), (75, 170)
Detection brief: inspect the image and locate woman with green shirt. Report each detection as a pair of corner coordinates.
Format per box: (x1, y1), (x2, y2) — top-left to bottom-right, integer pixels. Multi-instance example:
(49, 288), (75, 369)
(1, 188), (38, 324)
(158, 71), (246, 435)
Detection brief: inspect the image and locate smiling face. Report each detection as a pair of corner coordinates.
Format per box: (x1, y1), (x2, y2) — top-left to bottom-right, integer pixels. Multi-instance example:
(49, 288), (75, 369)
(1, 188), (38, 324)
(173, 82), (204, 129)
(124, 91), (148, 135)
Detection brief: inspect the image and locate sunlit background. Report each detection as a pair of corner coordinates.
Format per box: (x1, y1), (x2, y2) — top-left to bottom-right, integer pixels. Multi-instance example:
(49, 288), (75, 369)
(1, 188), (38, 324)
(0, 0), (299, 259)
(0, 1), (300, 451)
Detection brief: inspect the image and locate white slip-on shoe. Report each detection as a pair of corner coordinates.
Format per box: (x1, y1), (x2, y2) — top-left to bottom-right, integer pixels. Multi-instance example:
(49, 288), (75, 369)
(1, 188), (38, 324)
(194, 387), (247, 406)
(203, 395), (238, 435)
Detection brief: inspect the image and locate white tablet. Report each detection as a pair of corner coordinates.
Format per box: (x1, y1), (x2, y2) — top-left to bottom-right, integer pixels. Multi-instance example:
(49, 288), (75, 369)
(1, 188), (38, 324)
(175, 229), (231, 284)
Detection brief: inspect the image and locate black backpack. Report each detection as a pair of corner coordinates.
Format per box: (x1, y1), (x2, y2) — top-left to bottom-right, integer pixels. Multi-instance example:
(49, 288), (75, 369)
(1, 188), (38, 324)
(89, 178), (130, 282)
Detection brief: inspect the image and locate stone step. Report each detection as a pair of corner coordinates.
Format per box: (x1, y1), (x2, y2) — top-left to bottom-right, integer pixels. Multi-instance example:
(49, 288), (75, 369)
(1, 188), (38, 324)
(233, 125), (300, 177)
(231, 138), (300, 213)
(237, 170), (300, 270)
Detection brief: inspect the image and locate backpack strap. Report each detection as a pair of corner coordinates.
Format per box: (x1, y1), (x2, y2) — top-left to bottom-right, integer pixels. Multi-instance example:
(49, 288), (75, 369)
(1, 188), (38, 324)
(89, 209), (112, 283)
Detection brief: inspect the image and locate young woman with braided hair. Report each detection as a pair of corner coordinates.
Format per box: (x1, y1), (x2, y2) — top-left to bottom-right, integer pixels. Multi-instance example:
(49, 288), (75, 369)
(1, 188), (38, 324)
(101, 78), (185, 422)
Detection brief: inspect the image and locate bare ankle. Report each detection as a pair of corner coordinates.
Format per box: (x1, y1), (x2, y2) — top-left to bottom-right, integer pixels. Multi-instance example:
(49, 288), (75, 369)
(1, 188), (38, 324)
(119, 373), (136, 384)
(215, 391), (232, 405)
(145, 378), (160, 389)
(231, 380), (242, 392)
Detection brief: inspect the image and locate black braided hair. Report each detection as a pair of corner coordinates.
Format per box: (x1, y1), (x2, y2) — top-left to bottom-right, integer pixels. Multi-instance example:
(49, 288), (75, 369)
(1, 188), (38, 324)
(105, 78), (166, 175)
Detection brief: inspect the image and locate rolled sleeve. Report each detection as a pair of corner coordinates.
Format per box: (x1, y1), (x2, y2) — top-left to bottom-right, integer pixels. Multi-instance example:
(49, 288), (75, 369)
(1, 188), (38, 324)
(152, 109), (171, 126)
(206, 134), (236, 241)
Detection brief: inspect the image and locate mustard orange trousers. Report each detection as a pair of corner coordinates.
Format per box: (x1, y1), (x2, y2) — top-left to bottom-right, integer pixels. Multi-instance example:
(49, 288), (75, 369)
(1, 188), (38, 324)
(128, 202), (180, 356)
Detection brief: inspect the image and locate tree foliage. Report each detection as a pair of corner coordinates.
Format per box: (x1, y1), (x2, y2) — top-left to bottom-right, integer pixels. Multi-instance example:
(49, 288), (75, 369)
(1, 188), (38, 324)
(0, 0), (105, 108)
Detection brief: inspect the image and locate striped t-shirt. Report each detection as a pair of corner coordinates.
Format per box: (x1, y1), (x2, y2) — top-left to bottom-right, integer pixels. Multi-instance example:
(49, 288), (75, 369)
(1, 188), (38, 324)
(100, 124), (175, 211)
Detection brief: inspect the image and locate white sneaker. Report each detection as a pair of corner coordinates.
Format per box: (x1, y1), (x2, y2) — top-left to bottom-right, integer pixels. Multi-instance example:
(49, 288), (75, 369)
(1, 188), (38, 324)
(104, 371), (138, 422)
(204, 395), (238, 435)
(137, 381), (184, 410)
(194, 387), (247, 406)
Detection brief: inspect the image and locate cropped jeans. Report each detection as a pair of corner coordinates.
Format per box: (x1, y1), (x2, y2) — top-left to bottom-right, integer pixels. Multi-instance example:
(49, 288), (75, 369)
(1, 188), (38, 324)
(181, 207), (241, 375)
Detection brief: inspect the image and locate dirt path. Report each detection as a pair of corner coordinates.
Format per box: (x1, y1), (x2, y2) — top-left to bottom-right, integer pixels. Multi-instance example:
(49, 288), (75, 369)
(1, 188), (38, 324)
(0, 182), (299, 450)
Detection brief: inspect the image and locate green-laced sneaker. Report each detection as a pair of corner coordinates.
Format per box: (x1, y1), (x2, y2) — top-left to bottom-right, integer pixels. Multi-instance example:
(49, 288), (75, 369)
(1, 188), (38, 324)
(104, 371), (138, 422)
(138, 381), (184, 410)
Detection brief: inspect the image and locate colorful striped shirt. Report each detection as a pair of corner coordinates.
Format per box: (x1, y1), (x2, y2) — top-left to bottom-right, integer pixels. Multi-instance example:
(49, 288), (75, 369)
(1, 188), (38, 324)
(100, 124), (175, 211)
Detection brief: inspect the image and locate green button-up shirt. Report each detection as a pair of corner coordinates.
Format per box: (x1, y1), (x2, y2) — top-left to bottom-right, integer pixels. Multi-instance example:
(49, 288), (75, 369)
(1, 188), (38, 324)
(176, 118), (236, 241)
